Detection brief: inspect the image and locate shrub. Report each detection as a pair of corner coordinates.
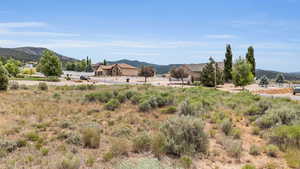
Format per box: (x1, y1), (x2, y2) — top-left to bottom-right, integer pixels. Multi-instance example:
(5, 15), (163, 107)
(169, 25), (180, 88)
(180, 156), (193, 169)
(265, 144), (279, 157)
(38, 82), (48, 91)
(231, 128), (241, 139)
(102, 151), (114, 162)
(41, 147), (49, 156)
(0, 63), (9, 91)
(242, 164), (256, 169)
(222, 138), (243, 159)
(130, 94), (142, 104)
(85, 91), (113, 103)
(178, 100), (196, 116)
(25, 131), (40, 141)
(220, 118), (232, 135)
(284, 149), (300, 169)
(81, 123), (101, 149)
(124, 90), (138, 99)
(268, 125), (300, 149)
(0, 139), (17, 153)
(105, 99), (120, 111)
(57, 154), (81, 169)
(151, 132), (167, 158)
(66, 133), (82, 146)
(249, 145), (260, 156)
(108, 139), (130, 158)
(139, 101), (152, 112)
(132, 133), (151, 153)
(161, 106), (177, 114)
(117, 92), (127, 103)
(9, 81), (19, 90)
(160, 116), (208, 156)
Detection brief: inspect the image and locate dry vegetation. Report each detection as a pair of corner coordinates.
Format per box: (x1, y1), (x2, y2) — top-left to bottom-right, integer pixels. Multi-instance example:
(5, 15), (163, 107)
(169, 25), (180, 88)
(0, 83), (299, 169)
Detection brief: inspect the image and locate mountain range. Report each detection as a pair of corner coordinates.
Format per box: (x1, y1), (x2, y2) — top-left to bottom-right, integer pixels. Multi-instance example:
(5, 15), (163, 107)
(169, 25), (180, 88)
(0, 47), (77, 63)
(1, 46), (300, 80)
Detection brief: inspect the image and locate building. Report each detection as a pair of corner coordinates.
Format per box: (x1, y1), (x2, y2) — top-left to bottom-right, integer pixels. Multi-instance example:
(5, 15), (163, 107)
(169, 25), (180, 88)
(95, 63), (139, 76)
(180, 62), (224, 81)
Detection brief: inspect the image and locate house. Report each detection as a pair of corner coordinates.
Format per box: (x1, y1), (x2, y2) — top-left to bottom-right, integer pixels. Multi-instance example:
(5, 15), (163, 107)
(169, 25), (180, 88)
(24, 61), (37, 68)
(95, 63), (139, 76)
(180, 62), (224, 81)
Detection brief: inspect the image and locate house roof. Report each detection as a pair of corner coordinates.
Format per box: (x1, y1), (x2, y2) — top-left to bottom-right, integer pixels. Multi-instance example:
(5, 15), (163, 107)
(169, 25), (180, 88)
(96, 63), (137, 72)
(183, 62), (224, 72)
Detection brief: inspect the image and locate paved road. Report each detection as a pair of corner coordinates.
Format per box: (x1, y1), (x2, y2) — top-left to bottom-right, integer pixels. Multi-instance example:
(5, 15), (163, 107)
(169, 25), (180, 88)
(259, 93), (300, 101)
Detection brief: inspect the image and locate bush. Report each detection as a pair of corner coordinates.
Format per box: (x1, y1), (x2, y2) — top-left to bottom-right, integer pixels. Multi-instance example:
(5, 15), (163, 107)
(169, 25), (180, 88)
(108, 139), (130, 158)
(222, 138), (243, 159)
(161, 106), (177, 114)
(265, 144), (279, 157)
(284, 149), (300, 169)
(117, 92), (127, 103)
(220, 118), (232, 135)
(81, 123), (101, 149)
(242, 164), (256, 169)
(105, 99), (120, 111)
(0, 63), (9, 91)
(38, 82), (48, 91)
(57, 154), (81, 169)
(85, 91), (113, 103)
(139, 101), (152, 112)
(9, 81), (19, 90)
(0, 139), (17, 153)
(160, 116), (209, 156)
(151, 132), (167, 158)
(180, 156), (193, 169)
(25, 131), (40, 141)
(268, 125), (300, 149)
(249, 145), (260, 156)
(178, 100), (196, 116)
(231, 128), (241, 139)
(132, 133), (151, 153)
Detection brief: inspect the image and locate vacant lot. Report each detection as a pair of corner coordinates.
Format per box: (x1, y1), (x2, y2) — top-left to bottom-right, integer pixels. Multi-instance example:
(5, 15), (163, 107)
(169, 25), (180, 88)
(0, 84), (299, 169)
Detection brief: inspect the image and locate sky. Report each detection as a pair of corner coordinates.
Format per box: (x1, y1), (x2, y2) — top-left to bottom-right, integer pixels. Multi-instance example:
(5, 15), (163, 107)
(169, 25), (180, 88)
(0, 0), (299, 72)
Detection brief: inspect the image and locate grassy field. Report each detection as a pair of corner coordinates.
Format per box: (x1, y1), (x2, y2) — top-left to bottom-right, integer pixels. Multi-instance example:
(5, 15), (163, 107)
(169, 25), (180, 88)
(0, 84), (299, 169)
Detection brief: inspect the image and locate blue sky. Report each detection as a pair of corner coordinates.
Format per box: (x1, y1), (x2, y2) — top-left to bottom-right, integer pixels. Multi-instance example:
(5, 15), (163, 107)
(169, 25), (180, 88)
(0, 0), (299, 72)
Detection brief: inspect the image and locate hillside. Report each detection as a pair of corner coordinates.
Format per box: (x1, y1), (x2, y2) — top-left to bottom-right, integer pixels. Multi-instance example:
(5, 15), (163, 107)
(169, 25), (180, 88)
(256, 69), (300, 80)
(108, 59), (181, 74)
(0, 47), (77, 63)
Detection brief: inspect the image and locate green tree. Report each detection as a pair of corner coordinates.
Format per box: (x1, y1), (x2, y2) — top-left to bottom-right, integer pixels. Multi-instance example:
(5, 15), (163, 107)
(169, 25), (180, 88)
(0, 56), (6, 65)
(0, 62), (9, 90)
(170, 67), (189, 85)
(65, 62), (76, 71)
(259, 75), (269, 88)
(232, 57), (254, 89)
(4, 59), (21, 77)
(224, 44), (233, 82)
(37, 50), (63, 77)
(200, 57), (224, 87)
(275, 73), (285, 86)
(103, 59), (107, 66)
(139, 65), (155, 82)
(246, 46), (256, 77)
(85, 56), (93, 72)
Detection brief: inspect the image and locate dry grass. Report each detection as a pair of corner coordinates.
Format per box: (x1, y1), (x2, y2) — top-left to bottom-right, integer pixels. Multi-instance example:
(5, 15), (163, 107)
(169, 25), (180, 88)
(0, 85), (294, 169)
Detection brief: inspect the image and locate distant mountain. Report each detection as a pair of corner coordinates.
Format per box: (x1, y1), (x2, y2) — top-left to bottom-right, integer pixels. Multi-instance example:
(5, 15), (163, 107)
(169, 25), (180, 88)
(108, 59), (181, 74)
(256, 69), (300, 80)
(0, 47), (77, 63)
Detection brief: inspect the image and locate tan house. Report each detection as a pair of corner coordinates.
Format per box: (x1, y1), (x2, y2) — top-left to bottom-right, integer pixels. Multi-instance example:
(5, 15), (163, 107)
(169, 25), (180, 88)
(95, 63), (139, 76)
(180, 62), (224, 81)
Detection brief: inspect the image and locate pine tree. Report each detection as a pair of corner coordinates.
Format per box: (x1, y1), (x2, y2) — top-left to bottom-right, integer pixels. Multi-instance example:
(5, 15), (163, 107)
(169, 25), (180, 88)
(224, 44), (233, 82)
(85, 56), (93, 72)
(246, 46), (256, 77)
(275, 73), (285, 86)
(200, 57), (224, 87)
(259, 75), (269, 88)
(103, 59), (107, 66)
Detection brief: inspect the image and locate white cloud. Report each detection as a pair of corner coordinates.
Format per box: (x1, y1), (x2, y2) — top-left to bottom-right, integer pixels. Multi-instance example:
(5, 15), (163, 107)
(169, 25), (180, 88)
(205, 34), (237, 39)
(0, 22), (47, 28)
